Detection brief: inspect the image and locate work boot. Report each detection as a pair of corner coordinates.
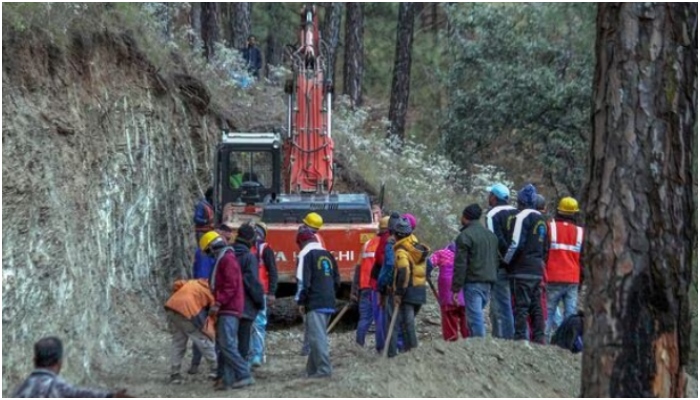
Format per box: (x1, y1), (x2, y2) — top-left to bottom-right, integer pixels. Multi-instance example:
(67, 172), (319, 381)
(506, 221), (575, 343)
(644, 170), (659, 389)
(231, 377), (255, 389)
(250, 356), (263, 369)
(187, 365), (199, 375)
(169, 373), (184, 384)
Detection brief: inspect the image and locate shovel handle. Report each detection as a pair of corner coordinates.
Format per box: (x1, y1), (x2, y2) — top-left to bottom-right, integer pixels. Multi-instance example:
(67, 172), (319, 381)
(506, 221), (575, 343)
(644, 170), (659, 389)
(326, 303), (351, 334)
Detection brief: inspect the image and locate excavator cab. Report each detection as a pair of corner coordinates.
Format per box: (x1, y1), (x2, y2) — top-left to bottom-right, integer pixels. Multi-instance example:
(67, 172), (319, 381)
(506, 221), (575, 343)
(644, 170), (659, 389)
(214, 132), (282, 225)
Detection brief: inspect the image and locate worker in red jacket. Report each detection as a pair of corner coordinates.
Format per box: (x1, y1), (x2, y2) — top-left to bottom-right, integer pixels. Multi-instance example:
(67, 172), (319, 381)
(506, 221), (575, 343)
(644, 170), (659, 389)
(544, 197), (584, 341)
(200, 231), (254, 390)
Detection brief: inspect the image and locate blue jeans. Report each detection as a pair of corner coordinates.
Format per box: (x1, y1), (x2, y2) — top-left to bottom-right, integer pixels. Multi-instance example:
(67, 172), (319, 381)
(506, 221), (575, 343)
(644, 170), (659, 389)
(250, 297), (267, 363)
(388, 302), (418, 357)
(356, 289), (373, 346)
(216, 315), (251, 386)
(372, 291), (386, 353)
(463, 283), (491, 337)
(489, 268), (514, 339)
(546, 283), (578, 338)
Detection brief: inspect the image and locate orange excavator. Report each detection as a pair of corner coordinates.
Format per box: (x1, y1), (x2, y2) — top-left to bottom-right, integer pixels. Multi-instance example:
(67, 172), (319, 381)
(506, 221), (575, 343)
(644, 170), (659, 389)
(213, 5), (380, 296)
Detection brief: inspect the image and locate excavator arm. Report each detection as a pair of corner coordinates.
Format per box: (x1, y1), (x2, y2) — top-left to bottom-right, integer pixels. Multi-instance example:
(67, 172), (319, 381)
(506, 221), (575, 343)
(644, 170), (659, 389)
(284, 4), (334, 194)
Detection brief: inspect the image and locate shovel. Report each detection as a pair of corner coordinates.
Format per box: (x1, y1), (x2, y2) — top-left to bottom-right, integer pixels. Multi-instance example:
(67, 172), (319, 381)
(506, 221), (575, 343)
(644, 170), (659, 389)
(326, 303), (352, 334)
(382, 298), (400, 358)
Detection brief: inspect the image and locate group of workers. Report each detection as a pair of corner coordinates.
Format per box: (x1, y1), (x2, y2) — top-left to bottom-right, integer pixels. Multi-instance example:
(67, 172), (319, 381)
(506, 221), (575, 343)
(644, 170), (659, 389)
(11, 181), (583, 397)
(178, 188), (337, 390)
(351, 182), (585, 354)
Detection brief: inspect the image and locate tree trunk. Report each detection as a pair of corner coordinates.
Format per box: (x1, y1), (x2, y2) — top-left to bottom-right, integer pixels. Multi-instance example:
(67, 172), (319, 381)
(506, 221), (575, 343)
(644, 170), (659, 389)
(200, 2), (219, 61)
(322, 3), (343, 86)
(264, 2), (284, 77)
(231, 2), (251, 50)
(189, 2), (202, 49)
(387, 3), (418, 140)
(343, 2), (364, 108)
(581, 3), (697, 397)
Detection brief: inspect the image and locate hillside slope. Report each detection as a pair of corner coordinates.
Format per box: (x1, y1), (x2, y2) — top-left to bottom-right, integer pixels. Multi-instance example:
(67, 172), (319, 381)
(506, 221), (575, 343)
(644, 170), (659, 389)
(1, 28), (242, 387)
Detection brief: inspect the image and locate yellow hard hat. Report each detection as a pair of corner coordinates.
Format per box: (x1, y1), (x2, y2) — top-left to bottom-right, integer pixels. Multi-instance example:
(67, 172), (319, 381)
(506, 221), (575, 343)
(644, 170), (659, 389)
(379, 216), (390, 230)
(199, 231), (222, 251)
(303, 212), (323, 230)
(557, 197), (580, 214)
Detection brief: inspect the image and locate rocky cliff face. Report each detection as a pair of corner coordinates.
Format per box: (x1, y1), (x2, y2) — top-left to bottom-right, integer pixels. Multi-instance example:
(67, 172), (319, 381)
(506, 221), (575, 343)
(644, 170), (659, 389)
(2, 30), (226, 386)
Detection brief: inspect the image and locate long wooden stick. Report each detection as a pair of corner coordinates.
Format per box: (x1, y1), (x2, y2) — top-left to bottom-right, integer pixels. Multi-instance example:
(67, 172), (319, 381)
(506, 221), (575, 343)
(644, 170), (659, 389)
(382, 299), (400, 358)
(326, 303), (351, 334)
(426, 278), (440, 303)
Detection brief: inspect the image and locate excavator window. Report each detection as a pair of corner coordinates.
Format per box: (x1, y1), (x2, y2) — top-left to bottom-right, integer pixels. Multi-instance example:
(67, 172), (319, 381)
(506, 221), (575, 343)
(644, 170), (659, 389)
(228, 151), (273, 189)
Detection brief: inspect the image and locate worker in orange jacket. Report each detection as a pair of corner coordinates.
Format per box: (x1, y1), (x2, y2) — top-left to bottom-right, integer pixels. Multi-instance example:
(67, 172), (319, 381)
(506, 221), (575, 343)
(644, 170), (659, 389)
(164, 279), (218, 384)
(351, 218), (383, 347)
(545, 197), (584, 341)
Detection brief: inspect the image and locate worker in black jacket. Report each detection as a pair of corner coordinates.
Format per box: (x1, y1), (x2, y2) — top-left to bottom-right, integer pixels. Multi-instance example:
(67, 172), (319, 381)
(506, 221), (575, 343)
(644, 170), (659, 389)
(296, 226), (340, 378)
(504, 184), (548, 343)
(232, 224), (265, 363)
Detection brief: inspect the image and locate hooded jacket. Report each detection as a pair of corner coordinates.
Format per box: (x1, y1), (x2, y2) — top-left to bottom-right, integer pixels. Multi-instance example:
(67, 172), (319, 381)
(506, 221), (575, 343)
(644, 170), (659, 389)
(165, 279), (216, 339)
(233, 242), (265, 320)
(210, 247), (245, 318)
(393, 235), (429, 305)
(430, 246), (464, 307)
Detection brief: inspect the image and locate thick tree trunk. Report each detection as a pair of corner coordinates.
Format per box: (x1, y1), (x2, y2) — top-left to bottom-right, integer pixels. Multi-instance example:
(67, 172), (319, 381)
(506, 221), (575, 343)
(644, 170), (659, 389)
(343, 2), (364, 108)
(200, 2), (219, 61)
(387, 3), (418, 140)
(322, 2), (343, 85)
(581, 3), (697, 397)
(231, 2), (251, 50)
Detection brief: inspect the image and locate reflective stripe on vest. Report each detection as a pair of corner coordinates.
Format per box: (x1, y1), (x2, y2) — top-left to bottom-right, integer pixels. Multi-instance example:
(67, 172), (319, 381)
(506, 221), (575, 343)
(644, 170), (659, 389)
(486, 205), (516, 232)
(549, 221), (583, 253)
(255, 242), (270, 294)
(359, 237), (380, 289)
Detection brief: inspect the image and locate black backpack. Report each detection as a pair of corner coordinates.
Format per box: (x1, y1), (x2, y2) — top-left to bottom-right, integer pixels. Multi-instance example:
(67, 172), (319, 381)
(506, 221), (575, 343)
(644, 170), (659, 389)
(551, 311), (584, 353)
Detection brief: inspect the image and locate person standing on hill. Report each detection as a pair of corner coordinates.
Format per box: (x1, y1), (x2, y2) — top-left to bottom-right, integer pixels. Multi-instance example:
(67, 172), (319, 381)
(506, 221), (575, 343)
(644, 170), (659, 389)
(544, 197), (584, 341)
(451, 204), (500, 338)
(484, 183), (517, 340)
(193, 187), (215, 241)
(504, 184), (548, 343)
(295, 226), (340, 378)
(242, 35), (262, 78)
(430, 242), (469, 341)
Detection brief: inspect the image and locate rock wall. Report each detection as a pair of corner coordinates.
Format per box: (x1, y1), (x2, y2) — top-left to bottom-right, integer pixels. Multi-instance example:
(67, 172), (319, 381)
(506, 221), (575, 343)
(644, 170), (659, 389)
(2, 30), (223, 387)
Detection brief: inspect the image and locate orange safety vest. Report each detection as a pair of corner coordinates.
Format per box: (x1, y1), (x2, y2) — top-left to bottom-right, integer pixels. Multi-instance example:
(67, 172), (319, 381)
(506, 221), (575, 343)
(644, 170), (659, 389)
(545, 220), (584, 284)
(359, 237), (380, 290)
(252, 242), (271, 294)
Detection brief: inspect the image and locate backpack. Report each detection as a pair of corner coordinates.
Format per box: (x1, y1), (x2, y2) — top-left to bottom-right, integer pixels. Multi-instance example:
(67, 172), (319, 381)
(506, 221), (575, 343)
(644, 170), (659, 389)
(551, 312), (584, 353)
